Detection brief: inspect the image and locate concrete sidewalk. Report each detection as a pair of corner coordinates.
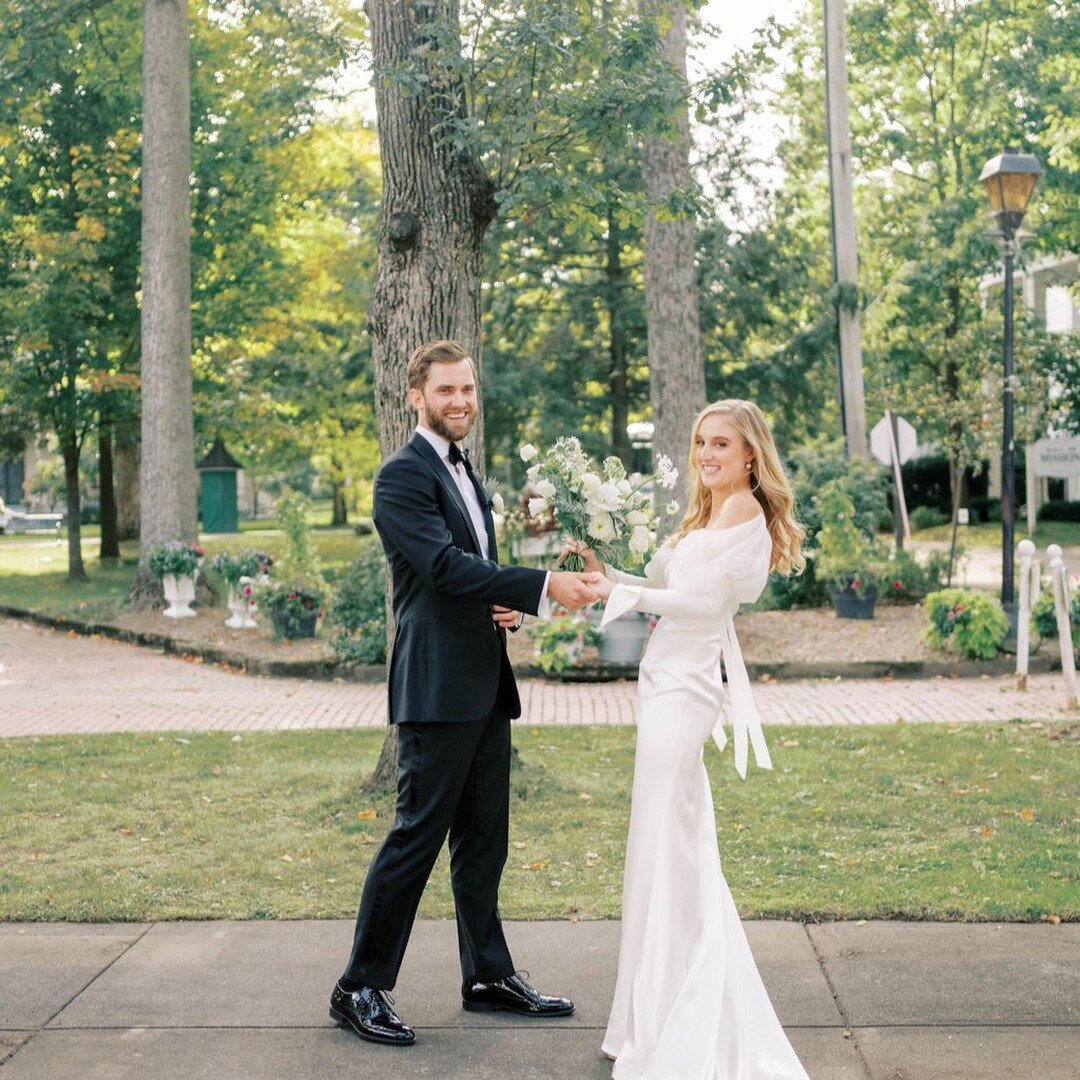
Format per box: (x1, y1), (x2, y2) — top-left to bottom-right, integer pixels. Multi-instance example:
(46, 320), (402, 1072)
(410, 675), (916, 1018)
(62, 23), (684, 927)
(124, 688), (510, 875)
(2, 919), (1077, 1079)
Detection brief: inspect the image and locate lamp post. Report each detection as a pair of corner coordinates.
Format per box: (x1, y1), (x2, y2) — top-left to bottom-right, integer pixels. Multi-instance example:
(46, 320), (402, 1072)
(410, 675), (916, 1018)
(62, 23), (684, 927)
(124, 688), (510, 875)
(979, 148), (1041, 611)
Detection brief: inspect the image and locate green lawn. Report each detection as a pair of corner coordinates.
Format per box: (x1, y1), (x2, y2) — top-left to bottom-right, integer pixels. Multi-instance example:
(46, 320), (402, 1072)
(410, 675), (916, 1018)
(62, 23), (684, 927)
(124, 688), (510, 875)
(0, 524), (371, 619)
(2, 722), (1075, 923)
(913, 520), (1080, 547)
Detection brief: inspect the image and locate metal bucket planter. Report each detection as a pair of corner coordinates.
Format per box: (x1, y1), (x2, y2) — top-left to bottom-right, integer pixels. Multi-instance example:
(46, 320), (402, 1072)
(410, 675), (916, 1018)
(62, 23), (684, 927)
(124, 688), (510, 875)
(597, 610), (652, 663)
(827, 584), (878, 620)
(271, 611), (318, 639)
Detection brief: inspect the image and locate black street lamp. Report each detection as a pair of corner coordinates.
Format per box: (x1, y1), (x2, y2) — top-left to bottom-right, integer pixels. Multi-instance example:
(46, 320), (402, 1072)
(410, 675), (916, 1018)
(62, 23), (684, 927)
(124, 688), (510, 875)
(979, 148), (1042, 610)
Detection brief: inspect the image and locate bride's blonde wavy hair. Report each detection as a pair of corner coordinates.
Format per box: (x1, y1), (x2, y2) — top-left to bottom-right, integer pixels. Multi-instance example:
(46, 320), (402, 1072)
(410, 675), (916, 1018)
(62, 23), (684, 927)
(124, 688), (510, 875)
(674, 399), (805, 575)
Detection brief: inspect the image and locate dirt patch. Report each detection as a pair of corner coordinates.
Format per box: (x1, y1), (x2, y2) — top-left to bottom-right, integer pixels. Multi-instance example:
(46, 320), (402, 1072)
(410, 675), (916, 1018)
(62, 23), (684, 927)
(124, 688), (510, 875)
(508, 603), (937, 668)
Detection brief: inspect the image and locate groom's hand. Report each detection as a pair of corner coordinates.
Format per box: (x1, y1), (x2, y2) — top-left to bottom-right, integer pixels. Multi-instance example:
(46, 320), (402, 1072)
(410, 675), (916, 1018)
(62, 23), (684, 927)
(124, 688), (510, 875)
(548, 571), (600, 611)
(490, 604), (523, 631)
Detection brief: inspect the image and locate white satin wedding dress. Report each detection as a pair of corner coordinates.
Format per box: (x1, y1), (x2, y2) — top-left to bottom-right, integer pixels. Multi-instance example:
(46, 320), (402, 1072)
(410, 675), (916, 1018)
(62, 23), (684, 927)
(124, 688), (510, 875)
(599, 515), (811, 1080)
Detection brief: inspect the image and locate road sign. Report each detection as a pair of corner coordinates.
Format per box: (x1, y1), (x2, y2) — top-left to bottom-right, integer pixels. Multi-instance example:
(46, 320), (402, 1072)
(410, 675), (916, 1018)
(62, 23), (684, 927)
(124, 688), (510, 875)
(870, 414), (917, 467)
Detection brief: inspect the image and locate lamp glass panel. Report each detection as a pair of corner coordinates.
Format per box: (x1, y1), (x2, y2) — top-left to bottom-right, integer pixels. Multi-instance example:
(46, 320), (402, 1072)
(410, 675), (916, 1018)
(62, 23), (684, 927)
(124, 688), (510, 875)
(1000, 171), (1038, 213)
(982, 174), (1005, 213)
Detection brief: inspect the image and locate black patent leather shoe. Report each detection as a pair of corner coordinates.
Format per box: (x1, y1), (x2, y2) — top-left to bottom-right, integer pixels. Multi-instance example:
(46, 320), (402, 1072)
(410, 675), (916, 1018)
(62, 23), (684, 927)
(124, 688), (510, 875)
(462, 971), (574, 1017)
(330, 982), (415, 1046)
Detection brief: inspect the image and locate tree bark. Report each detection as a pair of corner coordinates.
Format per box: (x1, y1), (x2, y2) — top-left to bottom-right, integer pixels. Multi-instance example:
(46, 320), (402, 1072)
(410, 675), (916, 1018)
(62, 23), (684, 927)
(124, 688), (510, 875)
(99, 421), (120, 559)
(606, 202), (632, 468)
(639, 1), (706, 525)
(114, 419), (141, 541)
(132, 0), (196, 605)
(363, 0), (498, 789)
(61, 432), (86, 581)
(330, 477), (348, 526)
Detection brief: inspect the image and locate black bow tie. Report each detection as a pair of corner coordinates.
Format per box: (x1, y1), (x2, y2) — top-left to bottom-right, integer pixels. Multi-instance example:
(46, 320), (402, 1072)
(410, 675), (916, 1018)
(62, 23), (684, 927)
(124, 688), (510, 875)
(448, 443), (472, 472)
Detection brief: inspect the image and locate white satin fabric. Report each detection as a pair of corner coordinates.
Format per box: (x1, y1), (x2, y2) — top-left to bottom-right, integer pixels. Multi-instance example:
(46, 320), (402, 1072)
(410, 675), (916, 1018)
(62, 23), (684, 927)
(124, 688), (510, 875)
(600, 517), (811, 1080)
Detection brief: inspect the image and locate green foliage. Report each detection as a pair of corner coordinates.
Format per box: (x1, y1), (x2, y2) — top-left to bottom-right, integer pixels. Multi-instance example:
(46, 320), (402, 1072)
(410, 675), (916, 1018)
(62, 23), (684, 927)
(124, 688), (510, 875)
(147, 541), (206, 579)
(881, 548), (950, 603)
(813, 480), (888, 597)
(528, 614), (599, 674)
(209, 549), (274, 587)
(328, 538), (388, 666)
(1031, 584), (1080, 649)
(922, 588), (1008, 660)
(909, 505), (949, 531)
(259, 582), (327, 640)
(273, 488), (321, 582)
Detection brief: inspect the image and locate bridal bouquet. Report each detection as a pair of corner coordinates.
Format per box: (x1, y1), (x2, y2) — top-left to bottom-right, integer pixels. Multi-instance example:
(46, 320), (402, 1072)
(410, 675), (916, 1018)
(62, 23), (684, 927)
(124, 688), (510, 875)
(520, 437), (679, 570)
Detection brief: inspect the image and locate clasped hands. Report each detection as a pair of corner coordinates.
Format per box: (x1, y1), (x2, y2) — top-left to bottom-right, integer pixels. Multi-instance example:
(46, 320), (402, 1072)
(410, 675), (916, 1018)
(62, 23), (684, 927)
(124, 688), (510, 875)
(490, 539), (611, 627)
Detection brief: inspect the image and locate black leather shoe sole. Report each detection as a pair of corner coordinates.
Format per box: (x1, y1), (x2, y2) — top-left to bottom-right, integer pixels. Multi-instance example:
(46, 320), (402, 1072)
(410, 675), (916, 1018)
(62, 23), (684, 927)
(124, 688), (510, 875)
(330, 1006), (416, 1046)
(462, 999), (574, 1018)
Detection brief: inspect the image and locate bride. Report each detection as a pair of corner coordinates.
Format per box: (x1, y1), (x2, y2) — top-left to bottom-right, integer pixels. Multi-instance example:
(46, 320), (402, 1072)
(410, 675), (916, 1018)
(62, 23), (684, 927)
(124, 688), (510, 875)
(573, 399), (810, 1080)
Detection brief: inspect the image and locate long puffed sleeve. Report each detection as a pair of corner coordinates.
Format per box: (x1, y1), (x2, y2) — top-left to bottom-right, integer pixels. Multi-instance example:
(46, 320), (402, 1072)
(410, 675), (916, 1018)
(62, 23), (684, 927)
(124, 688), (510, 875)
(600, 571), (736, 628)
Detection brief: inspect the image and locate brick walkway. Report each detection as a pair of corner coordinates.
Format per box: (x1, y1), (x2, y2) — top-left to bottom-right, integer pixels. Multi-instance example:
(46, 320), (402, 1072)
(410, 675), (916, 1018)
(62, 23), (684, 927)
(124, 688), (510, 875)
(1, 617), (1075, 738)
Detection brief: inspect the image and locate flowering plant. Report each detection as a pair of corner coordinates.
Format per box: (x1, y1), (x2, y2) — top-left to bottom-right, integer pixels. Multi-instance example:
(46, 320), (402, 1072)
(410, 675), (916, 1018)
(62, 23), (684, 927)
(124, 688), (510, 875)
(210, 548), (274, 587)
(148, 541), (205, 579)
(259, 580), (327, 638)
(921, 587), (1008, 660)
(813, 481), (886, 599)
(519, 438), (679, 569)
(528, 611), (600, 674)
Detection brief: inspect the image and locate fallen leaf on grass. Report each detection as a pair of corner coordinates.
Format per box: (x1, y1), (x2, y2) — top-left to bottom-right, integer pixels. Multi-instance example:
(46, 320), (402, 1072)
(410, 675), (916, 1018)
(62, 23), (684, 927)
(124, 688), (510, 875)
(522, 860), (550, 871)
(511, 841), (527, 850)
(1019, 808), (1035, 822)
(980, 827), (993, 838)
(1044, 914), (1062, 925)
(357, 809), (378, 820)
(280, 854), (293, 862)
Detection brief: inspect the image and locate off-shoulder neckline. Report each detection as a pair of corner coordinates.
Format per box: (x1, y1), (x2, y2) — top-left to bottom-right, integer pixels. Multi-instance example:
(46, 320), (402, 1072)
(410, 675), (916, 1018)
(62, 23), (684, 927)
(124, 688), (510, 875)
(696, 514), (766, 536)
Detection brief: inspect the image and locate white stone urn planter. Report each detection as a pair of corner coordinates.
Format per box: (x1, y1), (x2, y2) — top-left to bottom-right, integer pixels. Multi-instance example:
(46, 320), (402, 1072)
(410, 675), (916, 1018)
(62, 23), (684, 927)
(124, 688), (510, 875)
(162, 573), (197, 618)
(225, 578), (258, 629)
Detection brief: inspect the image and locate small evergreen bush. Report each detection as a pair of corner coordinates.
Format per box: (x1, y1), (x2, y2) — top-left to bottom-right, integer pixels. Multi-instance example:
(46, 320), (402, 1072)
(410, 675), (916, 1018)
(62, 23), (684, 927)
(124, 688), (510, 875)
(909, 505), (949, 531)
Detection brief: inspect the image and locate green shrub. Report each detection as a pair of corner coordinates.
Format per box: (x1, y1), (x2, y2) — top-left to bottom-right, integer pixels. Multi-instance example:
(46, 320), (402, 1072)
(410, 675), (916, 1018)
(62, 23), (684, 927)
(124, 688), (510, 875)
(880, 548), (951, 603)
(1038, 500), (1080, 522)
(813, 481), (888, 597)
(1031, 582), (1080, 648)
(528, 613), (599, 674)
(328, 537), (388, 665)
(909, 505), (949, 531)
(922, 588), (1008, 660)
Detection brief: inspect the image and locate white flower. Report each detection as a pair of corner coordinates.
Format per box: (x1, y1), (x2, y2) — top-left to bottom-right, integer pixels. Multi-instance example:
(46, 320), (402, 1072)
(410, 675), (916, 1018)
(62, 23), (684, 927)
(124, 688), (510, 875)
(528, 497), (548, 517)
(627, 509), (649, 526)
(587, 512), (616, 543)
(492, 492), (505, 514)
(656, 455), (679, 489)
(534, 479), (557, 500)
(526, 463), (542, 483)
(666, 500), (680, 516)
(520, 443), (538, 462)
(629, 526), (650, 555)
(581, 472), (603, 497)
(616, 479), (631, 496)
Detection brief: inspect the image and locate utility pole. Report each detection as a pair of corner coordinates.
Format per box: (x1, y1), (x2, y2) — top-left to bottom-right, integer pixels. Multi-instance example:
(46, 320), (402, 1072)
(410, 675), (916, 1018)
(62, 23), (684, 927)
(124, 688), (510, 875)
(823, 0), (868, 458)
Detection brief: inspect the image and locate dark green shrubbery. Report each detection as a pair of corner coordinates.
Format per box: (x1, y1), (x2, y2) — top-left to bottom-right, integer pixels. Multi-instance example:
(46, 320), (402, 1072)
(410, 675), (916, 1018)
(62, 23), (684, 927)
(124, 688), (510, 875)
(1037, 500), (1080, 522)
(328, 537), (388, 665)
(922, 588), (1008, 660)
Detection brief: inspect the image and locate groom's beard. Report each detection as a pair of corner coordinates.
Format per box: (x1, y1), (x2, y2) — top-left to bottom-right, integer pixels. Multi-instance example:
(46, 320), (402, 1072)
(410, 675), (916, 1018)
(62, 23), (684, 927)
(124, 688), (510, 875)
(424, 406), (476, 445)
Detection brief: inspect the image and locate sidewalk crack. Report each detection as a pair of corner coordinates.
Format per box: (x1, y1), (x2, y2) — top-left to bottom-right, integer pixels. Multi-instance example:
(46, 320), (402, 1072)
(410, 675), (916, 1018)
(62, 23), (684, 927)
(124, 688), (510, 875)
(803, 921), (874, 1080)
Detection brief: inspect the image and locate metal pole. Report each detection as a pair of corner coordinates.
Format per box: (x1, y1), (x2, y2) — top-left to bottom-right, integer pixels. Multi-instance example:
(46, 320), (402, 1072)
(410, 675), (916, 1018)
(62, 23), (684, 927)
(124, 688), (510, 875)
(1002, 237), (1016, 607)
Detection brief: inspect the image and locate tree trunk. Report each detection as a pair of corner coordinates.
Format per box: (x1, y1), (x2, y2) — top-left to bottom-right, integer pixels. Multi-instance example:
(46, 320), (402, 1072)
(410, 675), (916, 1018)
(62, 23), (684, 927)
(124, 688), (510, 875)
(132, 0), (196, 606)
(62, 433), (86, 581)
(99, 421), (120, 559)
(639, 0), (705, 526)
(114, 419), (141, 541)
(606, 202), (631, 468)
(363, 0), (498, 789)
(331, 478), (348, 526)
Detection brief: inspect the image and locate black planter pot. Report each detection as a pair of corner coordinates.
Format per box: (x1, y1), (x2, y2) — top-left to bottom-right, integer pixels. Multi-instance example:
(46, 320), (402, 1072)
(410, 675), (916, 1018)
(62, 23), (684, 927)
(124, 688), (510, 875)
(271, 611), (318, 639)
(827, 584), (878, 620)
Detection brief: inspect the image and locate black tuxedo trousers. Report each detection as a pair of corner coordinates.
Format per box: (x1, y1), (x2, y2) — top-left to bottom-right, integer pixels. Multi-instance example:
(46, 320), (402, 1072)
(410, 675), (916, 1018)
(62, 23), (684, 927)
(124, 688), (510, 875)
(341, 683), (517, 990)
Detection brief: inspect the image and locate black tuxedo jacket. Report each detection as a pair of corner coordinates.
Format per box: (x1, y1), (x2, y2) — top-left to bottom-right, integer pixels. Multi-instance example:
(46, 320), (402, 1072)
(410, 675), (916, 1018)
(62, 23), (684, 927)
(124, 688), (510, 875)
(372, 433), (546, 724)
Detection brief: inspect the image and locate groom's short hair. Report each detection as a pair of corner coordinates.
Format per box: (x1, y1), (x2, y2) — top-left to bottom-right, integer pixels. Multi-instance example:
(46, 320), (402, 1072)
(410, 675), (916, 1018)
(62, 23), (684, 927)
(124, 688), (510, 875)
(407, 340), (475, 391)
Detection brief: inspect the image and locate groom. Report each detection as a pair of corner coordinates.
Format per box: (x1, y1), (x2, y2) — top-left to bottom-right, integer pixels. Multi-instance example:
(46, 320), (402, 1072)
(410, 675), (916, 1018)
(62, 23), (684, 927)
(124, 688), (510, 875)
(331, 339), (598, 1047)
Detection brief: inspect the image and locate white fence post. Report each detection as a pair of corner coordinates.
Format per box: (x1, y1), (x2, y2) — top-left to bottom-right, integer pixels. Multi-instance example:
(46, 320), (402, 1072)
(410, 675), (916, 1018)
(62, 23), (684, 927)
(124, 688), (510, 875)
(1016, 539), (1036, 690)
(1046, 544), (1078, 710)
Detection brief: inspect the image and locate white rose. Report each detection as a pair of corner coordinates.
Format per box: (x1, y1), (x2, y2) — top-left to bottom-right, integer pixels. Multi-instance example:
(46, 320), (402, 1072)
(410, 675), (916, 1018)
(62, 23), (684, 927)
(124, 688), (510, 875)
(528, 497), (548, 517)
(581, 473), (603, 497)
(587, 512), (616, 543)
(616, 479), (631, 496)
(520, 443), (538, 462)
(629, 526), (650, 555)
(627, 509), (648, 527)
(492, 492), (505, 514)
(666, 500), (680, 516)
(595, 482), (622, 511)
(534, 479), (557, 500)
